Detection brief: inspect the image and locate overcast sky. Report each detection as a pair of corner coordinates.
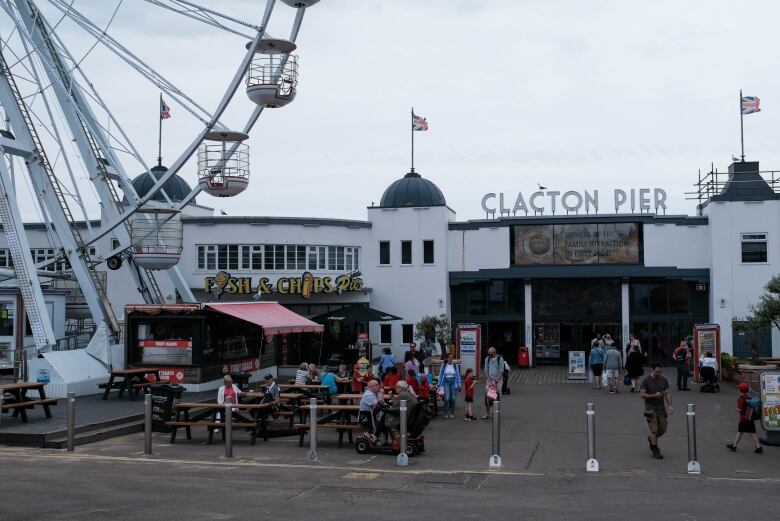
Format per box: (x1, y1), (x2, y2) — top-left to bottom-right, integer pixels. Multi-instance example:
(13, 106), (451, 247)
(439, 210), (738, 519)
(8, 1), (780, 222)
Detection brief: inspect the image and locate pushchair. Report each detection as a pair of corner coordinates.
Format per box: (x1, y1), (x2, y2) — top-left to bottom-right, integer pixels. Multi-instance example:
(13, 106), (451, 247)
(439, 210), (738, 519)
(699, 366), (720, 393)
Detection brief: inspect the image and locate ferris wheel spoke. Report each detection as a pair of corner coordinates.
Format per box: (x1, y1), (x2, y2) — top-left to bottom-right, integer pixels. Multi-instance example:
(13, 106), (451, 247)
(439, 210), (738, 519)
(144, 0), (260, 40)
(46, 0), (216, 126)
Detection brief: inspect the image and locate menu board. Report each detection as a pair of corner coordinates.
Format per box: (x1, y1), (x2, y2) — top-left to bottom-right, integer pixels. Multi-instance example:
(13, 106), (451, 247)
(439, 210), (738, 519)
(761, 372), (780, 430)
(512, 223), (640, 265)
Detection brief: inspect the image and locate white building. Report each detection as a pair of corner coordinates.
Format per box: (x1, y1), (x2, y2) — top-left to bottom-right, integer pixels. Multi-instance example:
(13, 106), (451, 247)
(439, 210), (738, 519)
(2, 160), (779, 374)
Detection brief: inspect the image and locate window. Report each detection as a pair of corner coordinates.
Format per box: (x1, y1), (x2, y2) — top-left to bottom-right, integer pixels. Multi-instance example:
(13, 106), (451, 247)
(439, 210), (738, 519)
(197, 244), (360, 271)
(0, 249), (10, 268)
(741, 233), (767, 263)
(379, 241), (390, 265)
(401, 240), (412, 265)
(380, 323), (392, 344)
(402, 324), (414, 344)
(423, 240), (434, 264)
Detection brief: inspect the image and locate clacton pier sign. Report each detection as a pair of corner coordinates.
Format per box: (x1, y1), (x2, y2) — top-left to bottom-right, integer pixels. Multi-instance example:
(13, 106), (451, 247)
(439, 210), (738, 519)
(481, 188), (668, 216)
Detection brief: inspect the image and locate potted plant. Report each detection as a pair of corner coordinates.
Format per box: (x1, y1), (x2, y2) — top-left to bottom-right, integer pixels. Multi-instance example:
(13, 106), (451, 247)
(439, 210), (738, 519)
(720, 353), (737, 381)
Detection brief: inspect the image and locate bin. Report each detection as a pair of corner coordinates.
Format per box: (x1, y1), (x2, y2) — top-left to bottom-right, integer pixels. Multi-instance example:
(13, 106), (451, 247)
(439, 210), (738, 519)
(518, 346), (530, 368)
(229, 371), (252, 391)
(150, 383), (185, 433)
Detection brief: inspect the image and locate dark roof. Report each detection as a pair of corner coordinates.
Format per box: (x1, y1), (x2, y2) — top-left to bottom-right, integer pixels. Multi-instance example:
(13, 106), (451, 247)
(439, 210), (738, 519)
(130, 165), (194, 203)
(309, 304), (402, 323)
(182, 216), (371, 228)
(449, 213), (708, 230)
(707, 161), (780, 203)
(378, 171), (446, 208)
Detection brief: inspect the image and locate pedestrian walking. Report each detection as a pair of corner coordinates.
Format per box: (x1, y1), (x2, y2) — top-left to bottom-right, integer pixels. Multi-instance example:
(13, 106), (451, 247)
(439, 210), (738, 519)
(639, 363), (673, 459)
(627, 332), (642, 364)
(604, 343), (622, 393)
(438, 353), (461, 419)
(672, 341), (691, 391)
(625, 344), (645, 392)
(463, 368), (476, 421)
(727, 382), (764, 454)
(378, 347), (396, 380)
(482, 347), (504, 419)
(588, 340), (606, 390)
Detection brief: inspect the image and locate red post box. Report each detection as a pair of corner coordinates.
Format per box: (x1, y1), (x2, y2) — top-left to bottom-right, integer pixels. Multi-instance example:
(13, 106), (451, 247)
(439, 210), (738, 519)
(518, 346), (530, 368)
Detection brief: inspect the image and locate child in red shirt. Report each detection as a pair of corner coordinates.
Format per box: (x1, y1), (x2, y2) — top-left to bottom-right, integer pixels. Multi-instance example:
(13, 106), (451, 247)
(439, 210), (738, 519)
(351, 366), (365, 393)
(727, 382), (763, 453)
(418, 373), (431, 400)
(464, 368), (476, 421)
(383, 366), (400, 390)
(405, 370), (419, 394)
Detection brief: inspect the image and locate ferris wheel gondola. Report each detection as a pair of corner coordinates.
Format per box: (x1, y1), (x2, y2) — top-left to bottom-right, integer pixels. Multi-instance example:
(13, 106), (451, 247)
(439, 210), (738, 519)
(246, 38), (298, 108)
(197, 130), (250, 197)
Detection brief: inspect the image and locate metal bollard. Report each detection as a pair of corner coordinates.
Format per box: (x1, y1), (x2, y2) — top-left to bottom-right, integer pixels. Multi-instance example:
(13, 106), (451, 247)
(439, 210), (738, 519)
(0, 391), (4, 427)
(396, 399), (408, 466)
(586, 402), (599, 472)
(686, 404), (701, 474)
(144, 393), (152, 455)
(66, 392), (75, 452)
(307, 397), (318, 461)
(489, 400), (502, 468)
(225, 396), (233, 458)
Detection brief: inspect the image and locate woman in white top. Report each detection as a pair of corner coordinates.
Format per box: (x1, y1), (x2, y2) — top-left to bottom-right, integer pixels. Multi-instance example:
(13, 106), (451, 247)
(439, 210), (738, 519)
(217, 375), (241, 420)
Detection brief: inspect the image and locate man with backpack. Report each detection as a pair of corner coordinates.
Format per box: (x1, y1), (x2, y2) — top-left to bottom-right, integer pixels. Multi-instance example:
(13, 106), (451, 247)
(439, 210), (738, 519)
(726, 382), (764, 454)
(672, 341), (691, 391)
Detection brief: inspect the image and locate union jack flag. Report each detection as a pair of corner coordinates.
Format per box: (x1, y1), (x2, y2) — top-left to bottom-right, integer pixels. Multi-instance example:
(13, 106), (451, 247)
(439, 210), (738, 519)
(412, 112), (428, 131)
(160, 97), (171, 119)
(741, 96), (761, 114)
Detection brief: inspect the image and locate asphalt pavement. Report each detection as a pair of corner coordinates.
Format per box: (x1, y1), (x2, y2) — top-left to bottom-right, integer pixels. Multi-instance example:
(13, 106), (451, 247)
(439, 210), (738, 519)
(0, 369), (776, 520)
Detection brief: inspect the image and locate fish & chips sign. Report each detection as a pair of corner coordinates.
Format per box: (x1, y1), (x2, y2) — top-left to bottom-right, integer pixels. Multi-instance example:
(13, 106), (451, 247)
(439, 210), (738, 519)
(204, 271), (364, 299)
(481, 188), (668, 216)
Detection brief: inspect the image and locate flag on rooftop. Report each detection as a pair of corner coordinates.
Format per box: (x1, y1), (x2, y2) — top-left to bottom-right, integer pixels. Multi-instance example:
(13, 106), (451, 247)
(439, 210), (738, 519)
(741, 96), (761, 114)
(412, 112), (428, 131)
(160, 97), (171, 119)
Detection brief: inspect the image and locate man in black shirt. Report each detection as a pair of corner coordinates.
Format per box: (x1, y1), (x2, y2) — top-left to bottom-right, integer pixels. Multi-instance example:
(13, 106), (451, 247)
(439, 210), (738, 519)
(639, 363), (673, 459)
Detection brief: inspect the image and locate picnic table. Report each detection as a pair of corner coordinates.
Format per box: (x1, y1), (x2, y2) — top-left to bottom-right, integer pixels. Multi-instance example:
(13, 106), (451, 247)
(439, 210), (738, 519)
(167, 401), (280, 445)
(242, 391), (306, 422)
(295, 403), (361, 447)
(0, 382), (59, 423)
(101, 367), (162, 400)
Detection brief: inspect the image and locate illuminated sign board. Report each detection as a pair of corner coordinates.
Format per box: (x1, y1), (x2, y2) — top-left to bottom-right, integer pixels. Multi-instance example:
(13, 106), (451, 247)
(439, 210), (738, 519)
(204, 271), (364, 299)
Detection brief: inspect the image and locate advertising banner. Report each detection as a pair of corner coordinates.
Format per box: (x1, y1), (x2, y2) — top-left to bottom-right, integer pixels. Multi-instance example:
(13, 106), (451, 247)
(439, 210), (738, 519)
(761, 371), (780, 431)
(554, 224), (599, 264)
(512, 223), (640, 265)
(568, 350), (587, 380)
(457, 323), (481, 378)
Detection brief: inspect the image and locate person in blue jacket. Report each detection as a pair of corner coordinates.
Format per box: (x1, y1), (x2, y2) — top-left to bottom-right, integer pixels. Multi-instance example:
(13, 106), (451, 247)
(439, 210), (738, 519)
(588, 340), (606, 390)
(438, 353), (462, 419)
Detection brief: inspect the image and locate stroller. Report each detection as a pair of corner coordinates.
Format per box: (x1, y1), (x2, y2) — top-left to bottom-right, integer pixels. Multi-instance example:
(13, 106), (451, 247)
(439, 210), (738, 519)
(699, 366), (720, 393)
(355, 401), (428, 457)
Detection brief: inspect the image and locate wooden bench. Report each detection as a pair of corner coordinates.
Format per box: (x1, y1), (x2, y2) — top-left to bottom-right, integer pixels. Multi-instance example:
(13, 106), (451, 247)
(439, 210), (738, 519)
(165, 420), (259, 445)
(1, 398), (59, 409)
(294, 422), (362, 447)
(0, 382), (57, 422)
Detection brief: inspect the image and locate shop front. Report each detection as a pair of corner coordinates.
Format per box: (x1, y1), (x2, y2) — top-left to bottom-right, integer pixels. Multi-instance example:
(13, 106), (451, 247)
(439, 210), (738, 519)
(124, 302), (323, 384)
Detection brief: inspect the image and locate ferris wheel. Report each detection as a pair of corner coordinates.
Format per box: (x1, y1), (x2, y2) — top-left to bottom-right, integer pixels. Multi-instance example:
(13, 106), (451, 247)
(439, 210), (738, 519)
(0, 0), (320, 353)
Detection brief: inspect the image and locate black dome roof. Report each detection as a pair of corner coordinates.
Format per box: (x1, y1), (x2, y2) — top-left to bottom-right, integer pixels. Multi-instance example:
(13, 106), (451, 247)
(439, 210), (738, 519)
(130, 165), (194, 204)
(379, 171), (446, 208)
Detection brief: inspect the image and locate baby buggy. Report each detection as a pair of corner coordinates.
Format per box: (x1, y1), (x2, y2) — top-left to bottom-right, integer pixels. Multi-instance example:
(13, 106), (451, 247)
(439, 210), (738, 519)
(355, 401), (427, 457)
(699, 366), (720, 393)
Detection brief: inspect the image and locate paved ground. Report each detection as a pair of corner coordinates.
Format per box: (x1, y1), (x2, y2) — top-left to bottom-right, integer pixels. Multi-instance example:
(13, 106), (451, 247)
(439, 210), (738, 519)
(1, 369), (777, 519)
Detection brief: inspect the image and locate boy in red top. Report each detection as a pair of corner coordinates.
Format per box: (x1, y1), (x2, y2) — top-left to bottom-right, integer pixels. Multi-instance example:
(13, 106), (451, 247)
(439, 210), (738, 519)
(418, 373), (431, 401)
(463, 368), (476, 421)
(351, 365), (365, 393)
(382, 366), (400, 390)
(727, 382), (763, 454)
(405, 369), (419, 394)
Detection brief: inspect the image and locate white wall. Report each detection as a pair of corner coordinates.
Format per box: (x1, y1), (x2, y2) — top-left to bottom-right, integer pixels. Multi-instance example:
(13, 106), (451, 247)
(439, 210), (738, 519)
(642, 222), (710, 269)
(447, 226), (511, 271)
(366, 206), (452, 359)
(704, 200), (780, 356)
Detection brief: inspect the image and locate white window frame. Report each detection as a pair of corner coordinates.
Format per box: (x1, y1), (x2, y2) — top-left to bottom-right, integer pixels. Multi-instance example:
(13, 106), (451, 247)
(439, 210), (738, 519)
(740, 232), (768, 264)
